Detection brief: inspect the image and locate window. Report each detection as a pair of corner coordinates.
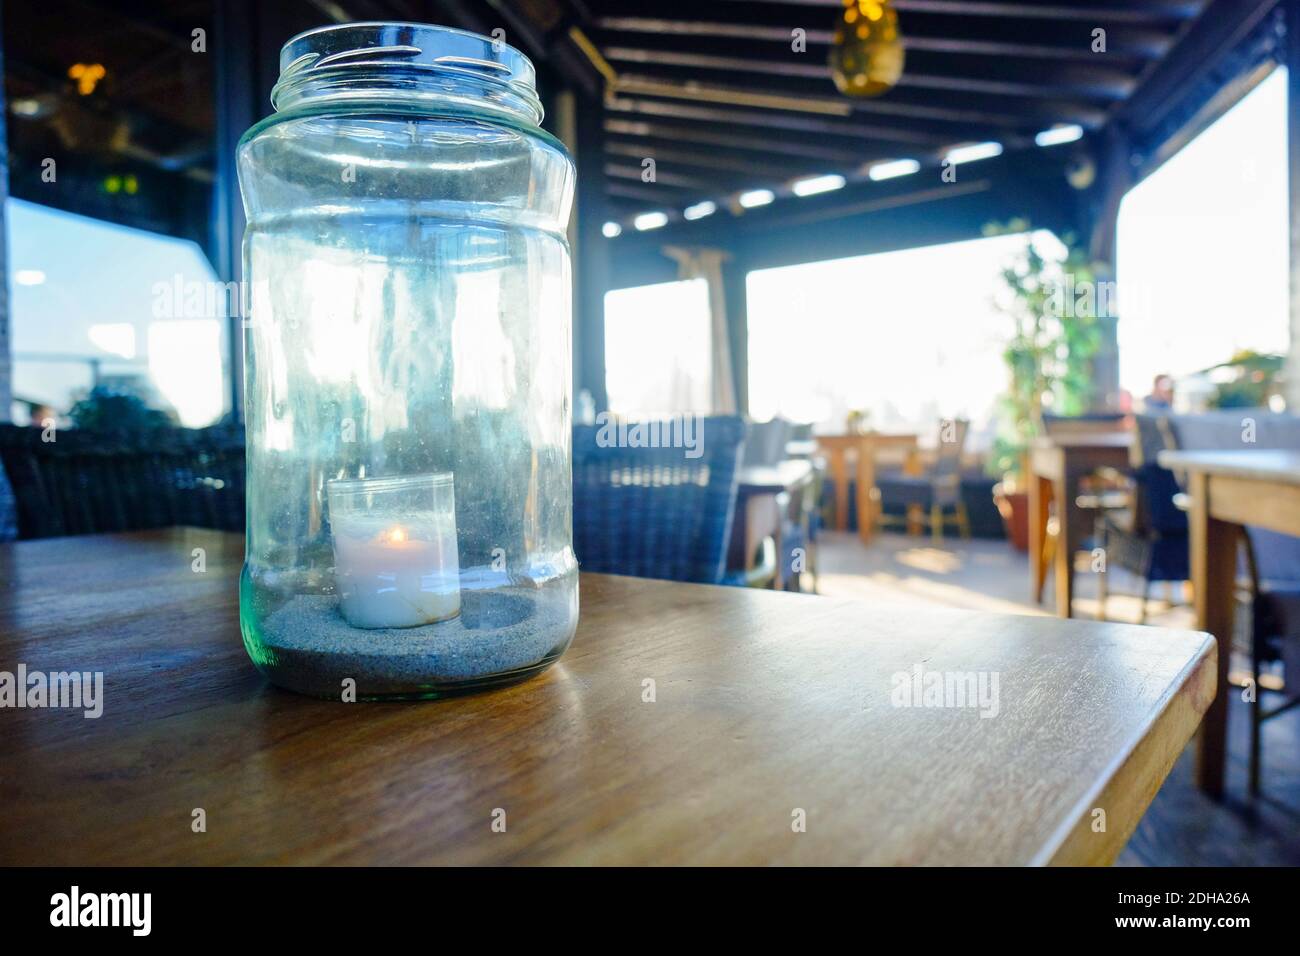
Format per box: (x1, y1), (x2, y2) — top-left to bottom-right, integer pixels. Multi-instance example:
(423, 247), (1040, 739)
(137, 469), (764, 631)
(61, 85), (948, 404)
(6, 198), (231, 427)
(746, 231), (1059, 450)
(604, 278), (711, 418)
(1117, 68), (1288, 401)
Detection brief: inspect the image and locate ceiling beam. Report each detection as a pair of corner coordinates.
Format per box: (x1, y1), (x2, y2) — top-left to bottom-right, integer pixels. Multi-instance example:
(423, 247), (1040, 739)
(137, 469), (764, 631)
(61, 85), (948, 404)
(594, 14), (1173, 61)
(714, 0), (1204, 23)
(613, 71), (1110, 130)
(603, 117), (883, 164)
(606, 182), (694, 206)
(605, 162), (720, 192)
(603, 96), (964, 147)
(605, 138), (827, 179)
(601, 42), (1137, 101)
(893, 0), (1202, 17)
(1116, 0), (1279, 135)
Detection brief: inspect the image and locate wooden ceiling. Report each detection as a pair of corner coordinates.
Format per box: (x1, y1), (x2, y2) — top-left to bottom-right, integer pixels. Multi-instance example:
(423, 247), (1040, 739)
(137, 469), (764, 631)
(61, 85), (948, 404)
(561, 0), (1214, 223)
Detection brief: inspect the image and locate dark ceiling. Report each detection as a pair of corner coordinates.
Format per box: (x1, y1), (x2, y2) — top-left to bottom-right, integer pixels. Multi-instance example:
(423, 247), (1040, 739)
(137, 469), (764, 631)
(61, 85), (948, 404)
(4, 0), (214, 170)
(564, 0), (1217, 222)
(2, 0), (1280, 239)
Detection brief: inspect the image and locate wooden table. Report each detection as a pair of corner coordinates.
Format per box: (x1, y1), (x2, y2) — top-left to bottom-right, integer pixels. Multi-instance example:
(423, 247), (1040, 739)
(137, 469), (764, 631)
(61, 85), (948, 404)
(730, 460), (815, 588)
(0, 528), (1215, 865)
(1028, 432), (1133, 618)
(1157, 449), (1300, 797)
(815, 433), (919, 544)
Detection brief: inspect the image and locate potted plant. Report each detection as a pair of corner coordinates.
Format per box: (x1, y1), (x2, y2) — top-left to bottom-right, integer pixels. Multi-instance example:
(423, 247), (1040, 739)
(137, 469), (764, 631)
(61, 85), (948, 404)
(985, 221), (1102, 550)
(1203, 350), (1285, 409)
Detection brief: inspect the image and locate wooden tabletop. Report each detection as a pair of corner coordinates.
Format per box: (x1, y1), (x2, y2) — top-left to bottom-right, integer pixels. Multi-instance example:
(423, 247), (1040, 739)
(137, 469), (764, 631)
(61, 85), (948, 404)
(1158, 448), (1300, 484)
(736, 459), (814, 495)
(815, 431), (919, 448)
(1033, 431), (1134, 451)
(0, 529), (1215, 865)
(1157, 447), (1300, 795)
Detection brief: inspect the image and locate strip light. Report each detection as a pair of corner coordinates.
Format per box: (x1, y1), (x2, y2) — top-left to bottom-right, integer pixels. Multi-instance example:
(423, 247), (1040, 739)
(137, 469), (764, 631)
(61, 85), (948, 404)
(792, 174), (846, 197)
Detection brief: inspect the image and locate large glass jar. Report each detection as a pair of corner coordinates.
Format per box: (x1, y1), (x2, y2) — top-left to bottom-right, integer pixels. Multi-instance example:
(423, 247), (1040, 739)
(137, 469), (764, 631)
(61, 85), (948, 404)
(236, 23), (577, 699)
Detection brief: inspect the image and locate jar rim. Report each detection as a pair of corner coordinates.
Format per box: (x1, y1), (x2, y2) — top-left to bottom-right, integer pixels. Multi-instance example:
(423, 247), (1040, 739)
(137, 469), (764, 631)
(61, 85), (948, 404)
(272, 22), (542, 125)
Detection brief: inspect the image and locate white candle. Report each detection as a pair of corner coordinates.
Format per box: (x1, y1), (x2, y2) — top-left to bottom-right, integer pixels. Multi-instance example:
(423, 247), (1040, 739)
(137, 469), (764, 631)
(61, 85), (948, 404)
(327, 474), (460, 629)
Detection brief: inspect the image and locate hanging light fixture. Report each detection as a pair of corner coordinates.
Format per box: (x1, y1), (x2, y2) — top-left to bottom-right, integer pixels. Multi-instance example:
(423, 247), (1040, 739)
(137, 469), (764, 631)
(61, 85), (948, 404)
(830, 0), (904, 98)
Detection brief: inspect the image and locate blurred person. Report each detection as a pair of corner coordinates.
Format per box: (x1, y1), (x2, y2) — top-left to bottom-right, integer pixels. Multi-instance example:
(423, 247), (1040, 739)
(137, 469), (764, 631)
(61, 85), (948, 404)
(1143, 373), (1175, 411)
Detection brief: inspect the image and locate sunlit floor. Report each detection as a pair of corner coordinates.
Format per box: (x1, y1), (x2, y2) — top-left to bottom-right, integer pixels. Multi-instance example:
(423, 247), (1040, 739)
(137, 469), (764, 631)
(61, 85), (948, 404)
(814, 530), (1300, 866)
(817, 529), (1195, 627)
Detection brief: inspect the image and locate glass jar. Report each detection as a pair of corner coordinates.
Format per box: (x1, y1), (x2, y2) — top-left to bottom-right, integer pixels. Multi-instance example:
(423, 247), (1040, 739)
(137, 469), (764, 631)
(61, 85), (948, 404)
(236, 22), (577, 699)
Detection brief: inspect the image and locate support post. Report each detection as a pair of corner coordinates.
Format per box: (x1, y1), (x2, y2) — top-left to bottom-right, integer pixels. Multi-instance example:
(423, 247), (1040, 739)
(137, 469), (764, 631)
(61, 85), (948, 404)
(1085, 127), (1131, 412)
(723, 256), (749, 417)
(565, 88), (610, 412)
(0, 12), (10, 422)
(1286, 0), (1300, 411)
(211, 0), (296, 423)
(211, 0), (259, 423)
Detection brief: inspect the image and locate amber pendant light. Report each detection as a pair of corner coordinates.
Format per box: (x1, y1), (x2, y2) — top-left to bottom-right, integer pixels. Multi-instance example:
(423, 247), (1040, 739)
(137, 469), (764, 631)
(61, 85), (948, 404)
(830, 0), (905, 98)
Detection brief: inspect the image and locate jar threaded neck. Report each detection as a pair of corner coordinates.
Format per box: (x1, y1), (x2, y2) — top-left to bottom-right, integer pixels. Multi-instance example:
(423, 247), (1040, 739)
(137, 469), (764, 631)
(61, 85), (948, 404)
(271, 22), (543, 126)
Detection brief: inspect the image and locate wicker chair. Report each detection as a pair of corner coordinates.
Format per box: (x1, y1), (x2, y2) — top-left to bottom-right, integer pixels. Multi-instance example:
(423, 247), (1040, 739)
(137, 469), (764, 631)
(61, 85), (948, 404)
(0, 424), (246, 539)
(572, 416), (745, 584)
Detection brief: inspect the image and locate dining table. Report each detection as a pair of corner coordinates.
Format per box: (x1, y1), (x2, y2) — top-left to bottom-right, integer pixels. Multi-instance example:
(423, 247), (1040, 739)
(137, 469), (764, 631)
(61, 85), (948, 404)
(1157, 448), (1300, 798)
(0, 528), (1215, 865)
(1028, 432), (1134, 618)
(815, 432), (919, 543)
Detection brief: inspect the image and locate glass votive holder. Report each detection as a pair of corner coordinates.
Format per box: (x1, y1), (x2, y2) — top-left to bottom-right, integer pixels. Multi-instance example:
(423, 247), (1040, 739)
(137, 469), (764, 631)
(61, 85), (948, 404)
(326, 472), (461, 629)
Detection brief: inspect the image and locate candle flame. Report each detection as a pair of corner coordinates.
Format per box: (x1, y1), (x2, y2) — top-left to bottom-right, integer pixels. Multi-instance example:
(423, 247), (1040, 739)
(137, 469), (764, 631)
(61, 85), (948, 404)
(384, 526), (408, 544)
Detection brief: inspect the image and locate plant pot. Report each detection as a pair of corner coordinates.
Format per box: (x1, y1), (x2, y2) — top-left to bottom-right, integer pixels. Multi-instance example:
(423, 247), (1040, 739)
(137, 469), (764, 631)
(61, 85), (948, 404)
(993, 483), (1030, 552)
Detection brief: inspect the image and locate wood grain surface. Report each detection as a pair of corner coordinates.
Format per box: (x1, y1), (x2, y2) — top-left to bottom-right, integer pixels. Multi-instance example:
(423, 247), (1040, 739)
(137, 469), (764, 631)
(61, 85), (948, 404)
(0, 529), (1214, 865)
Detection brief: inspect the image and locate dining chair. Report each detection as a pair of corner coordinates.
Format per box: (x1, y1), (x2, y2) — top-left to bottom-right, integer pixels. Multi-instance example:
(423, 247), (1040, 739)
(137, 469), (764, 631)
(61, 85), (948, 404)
(1095, 462), (1189, 624)
(778, 466), (820, 593)
(1150, 409), (1300, 793)
(875, 419), (970, 543)
(0, 423), (247, 539)
(1241, 529), (1300, 794)
(741, 417), (791, 467)
(1094, 415), (1187, 623)
(571, 416), (746, 585)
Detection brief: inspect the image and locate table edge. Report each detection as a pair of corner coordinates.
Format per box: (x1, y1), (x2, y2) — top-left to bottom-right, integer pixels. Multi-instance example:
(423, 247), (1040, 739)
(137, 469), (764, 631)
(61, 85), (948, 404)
(1036, 632), (1217, 866)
